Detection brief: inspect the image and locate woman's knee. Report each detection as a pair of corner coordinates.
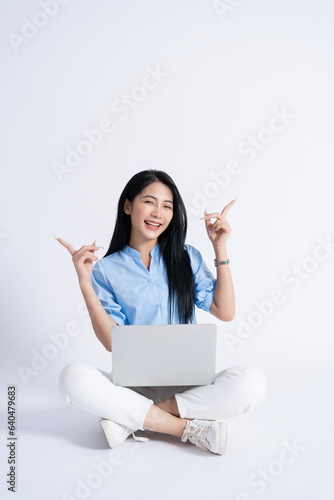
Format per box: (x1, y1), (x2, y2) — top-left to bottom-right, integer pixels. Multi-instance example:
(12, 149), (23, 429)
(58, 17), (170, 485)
(216, 364), (267, 403)
(58, 362), (92, 400)
(239, 365), (267, 402)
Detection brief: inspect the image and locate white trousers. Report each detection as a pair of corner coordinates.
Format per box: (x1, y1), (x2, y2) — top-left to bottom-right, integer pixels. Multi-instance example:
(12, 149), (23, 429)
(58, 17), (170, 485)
(58, 362), (266, 431)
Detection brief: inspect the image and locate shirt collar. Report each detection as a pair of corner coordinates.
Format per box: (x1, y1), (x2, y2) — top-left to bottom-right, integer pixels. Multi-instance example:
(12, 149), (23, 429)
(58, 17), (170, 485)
(122, 242), (160, 260)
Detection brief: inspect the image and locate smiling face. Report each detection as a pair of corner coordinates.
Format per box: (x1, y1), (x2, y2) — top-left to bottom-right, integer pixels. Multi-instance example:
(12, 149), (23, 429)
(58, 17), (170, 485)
(124, 181), (174, 248)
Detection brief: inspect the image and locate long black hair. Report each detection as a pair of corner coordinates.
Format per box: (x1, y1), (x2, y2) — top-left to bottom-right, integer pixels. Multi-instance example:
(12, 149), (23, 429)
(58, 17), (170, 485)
(103, 169), (195, 324)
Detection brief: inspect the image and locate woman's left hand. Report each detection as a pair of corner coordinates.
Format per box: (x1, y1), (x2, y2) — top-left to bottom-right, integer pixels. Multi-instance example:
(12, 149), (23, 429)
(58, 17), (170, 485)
(203, 198), (237, 248)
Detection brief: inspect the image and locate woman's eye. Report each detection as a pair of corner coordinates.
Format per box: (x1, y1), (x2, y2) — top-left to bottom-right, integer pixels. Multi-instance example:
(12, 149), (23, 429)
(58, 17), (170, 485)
(164, 206), (172, 210)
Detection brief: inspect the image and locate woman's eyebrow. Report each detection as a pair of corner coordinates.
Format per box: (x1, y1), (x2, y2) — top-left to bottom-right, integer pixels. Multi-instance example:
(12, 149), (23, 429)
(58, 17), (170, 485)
(142, 195), (173, 204)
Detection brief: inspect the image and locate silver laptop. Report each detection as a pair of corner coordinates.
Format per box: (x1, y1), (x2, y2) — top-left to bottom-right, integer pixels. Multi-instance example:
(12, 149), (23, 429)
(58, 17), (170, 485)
(111, 324), (217, 387)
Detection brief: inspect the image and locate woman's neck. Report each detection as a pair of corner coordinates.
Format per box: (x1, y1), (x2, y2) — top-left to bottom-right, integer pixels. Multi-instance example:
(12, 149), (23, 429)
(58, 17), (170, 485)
(128, 237), (158, 262)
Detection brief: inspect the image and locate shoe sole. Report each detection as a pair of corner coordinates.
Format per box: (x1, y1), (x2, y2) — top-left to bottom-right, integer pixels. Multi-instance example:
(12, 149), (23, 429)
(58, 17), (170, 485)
(217, 421), (228, 455)
(99, 418), (130, 448)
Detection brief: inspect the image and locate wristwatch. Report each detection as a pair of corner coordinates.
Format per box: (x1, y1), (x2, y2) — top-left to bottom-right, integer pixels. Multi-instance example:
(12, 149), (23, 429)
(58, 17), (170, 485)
(214, 258), (230, 267)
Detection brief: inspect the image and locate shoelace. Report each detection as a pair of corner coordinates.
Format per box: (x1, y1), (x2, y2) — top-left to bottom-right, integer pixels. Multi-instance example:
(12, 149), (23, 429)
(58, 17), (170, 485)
(181, 422), (210, 451)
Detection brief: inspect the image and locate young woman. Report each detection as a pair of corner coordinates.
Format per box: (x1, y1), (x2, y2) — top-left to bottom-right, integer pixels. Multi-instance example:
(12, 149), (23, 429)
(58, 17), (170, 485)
(56, 169), (266, 455)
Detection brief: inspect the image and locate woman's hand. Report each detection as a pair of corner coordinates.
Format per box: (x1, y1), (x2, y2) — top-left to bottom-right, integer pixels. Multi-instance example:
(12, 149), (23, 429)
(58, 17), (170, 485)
(203, 198), (237, 248)
(55, 237), (101, 283)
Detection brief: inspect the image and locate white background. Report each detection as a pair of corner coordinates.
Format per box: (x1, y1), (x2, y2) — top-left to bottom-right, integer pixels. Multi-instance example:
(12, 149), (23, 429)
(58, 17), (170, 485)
(1, 1), (334, 499)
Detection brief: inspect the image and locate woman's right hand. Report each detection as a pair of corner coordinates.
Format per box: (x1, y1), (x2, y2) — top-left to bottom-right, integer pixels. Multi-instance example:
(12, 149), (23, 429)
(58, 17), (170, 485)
(55, 237), (102, 284)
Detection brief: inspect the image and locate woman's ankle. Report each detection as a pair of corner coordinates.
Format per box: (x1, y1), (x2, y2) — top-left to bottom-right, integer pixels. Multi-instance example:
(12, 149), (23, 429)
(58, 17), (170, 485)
(142, 405), (187, 437)
(156, 397), (180, 417)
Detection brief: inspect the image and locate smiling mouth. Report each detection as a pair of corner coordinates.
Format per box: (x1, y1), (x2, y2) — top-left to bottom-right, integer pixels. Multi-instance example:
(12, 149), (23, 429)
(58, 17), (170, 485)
(144, 220), (161, 227)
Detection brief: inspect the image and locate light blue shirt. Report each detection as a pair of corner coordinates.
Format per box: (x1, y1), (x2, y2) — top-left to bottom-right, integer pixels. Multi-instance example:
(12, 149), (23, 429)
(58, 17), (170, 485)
(90, 243), (217, 325)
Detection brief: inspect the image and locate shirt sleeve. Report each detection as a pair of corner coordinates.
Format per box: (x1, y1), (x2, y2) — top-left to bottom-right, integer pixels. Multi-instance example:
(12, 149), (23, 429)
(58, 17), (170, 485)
(90, 260), (128, 326)
(185, 244), (217, 313)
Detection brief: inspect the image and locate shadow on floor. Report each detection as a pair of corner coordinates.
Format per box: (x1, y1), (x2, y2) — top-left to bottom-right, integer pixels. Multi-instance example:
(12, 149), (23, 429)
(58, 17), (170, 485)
(5, 405), (185, 450)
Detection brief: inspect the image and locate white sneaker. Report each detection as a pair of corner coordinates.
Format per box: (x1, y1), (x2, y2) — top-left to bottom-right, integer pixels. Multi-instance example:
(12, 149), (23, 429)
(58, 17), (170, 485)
(181, 419), (228, 455)
(99, 419), (149, 448)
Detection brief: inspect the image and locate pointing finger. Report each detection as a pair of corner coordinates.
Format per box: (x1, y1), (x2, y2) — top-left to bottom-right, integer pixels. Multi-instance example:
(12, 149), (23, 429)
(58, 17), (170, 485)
(54, 236), (77, 256)
(221, 197), (237, 218)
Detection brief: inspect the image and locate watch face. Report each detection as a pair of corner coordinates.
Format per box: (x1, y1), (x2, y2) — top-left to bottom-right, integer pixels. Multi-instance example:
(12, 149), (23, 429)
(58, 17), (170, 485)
(214, 259), (229, 266)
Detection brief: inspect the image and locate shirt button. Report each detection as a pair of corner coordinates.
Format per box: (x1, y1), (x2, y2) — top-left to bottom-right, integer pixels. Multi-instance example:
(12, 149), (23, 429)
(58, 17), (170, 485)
(148, 279), (152, 283)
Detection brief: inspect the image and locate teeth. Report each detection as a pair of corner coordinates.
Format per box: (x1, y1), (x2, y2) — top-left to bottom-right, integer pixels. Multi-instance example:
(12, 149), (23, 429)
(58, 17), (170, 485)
(145, 221), (160, 227)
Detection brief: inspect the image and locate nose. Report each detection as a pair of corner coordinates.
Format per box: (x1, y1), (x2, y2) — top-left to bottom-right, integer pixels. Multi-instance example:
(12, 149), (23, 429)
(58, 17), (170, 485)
(150, 204), (162, 218)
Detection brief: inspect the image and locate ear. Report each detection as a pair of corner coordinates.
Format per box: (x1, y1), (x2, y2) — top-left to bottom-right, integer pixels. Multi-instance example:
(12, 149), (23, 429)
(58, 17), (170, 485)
(124, 198), (131, 215)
